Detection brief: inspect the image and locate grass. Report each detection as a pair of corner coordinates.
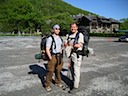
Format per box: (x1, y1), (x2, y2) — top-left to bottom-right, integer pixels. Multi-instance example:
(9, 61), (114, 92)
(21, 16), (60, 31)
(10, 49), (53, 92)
(0, 32), (126, 37)
(0, 34), (40, 36)
(90, 33), (125, 37)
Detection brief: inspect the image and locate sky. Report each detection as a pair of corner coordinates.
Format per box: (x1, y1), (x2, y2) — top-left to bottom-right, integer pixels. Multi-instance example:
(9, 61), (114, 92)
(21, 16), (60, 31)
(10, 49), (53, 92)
(63, 0), (128, 20)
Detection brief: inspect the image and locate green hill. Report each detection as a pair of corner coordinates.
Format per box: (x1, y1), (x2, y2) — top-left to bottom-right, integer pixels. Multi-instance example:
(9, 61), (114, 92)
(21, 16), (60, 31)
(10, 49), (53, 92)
(30, 0), (93, 16)
(0, 0), (95, 34)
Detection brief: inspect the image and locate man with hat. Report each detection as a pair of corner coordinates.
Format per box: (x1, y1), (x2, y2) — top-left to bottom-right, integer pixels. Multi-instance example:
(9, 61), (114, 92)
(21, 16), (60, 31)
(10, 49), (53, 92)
(44, 24), (64, 92)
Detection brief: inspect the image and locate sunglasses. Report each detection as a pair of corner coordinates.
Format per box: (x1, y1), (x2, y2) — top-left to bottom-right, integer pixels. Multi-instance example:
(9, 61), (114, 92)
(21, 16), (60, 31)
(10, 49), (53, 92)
(54, 28), (60, 30)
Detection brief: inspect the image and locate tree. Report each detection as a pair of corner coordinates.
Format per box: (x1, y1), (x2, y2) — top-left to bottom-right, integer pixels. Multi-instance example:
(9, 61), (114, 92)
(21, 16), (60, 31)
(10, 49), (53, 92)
(0, 0), (45, 33)
(0, 0), (94, 34)
(43, 13), (74, 35)
(120, 18), (128, 30)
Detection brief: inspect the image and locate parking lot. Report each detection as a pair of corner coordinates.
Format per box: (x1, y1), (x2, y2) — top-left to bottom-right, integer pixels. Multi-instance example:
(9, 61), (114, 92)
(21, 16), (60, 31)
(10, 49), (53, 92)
(0, 36), (128, 96)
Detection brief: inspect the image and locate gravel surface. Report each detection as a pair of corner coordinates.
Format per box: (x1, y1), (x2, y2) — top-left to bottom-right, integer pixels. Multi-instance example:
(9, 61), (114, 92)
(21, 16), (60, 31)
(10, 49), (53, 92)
(0, 36), (128, 96)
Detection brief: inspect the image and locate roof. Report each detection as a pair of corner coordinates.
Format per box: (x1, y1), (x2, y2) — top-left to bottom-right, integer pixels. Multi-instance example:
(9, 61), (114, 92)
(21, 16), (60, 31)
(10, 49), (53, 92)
(71, 14), (120, 24)
(84, 15), (96, 21)
(109, 18), (120, 24)
(98, 16), (111, 23)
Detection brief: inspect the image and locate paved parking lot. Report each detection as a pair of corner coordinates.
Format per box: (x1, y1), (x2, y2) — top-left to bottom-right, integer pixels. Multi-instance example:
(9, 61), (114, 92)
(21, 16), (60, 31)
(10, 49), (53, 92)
(0, 36), (128, 96)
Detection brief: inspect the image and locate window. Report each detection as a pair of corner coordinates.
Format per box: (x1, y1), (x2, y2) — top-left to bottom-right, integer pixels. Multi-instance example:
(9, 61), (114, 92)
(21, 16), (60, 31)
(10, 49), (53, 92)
(107, 24), (110, 28)
(92, 23), (97, 29)
(98, 24), (101, 28)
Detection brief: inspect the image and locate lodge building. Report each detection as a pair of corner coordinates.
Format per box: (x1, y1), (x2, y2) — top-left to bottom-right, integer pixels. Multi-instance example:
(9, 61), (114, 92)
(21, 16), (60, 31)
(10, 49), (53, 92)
(72, 14), (120, 33)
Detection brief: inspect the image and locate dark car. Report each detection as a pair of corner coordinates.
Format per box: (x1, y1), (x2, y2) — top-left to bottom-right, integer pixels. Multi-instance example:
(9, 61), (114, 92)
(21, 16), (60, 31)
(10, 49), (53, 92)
(118, 33), (128, 42)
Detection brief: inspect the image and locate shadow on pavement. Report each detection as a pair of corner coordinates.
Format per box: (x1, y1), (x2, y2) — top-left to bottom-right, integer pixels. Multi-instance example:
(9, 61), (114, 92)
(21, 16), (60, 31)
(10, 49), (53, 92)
(28, 64), (73, 89)
(28, 64), (47, 87)
(113, 40), (128, 43)
(61, 68), (74, 89)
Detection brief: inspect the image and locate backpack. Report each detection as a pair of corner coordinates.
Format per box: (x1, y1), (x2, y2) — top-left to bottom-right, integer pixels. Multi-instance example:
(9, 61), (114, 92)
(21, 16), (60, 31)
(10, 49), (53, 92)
(74, 25), (90, 57)
(35, 35), (53, 60)
(40, 35), (63, 60)
(78, 25), (90, 48)
(40, 35), (55, 60)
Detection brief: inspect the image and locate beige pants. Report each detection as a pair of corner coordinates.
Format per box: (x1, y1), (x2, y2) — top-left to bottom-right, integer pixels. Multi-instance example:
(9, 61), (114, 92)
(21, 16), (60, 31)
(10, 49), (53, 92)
(70, 52), (82, 88)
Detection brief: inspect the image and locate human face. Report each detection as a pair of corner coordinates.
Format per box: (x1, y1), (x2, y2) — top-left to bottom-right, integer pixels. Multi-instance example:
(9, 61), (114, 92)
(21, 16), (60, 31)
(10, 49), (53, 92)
(70, 23), (78, 33)
(53, 28), (60, 35)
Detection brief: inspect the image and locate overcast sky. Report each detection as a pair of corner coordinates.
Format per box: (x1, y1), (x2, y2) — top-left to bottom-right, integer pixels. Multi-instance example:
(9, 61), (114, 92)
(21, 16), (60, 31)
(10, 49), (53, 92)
(63, 0), (128, 20)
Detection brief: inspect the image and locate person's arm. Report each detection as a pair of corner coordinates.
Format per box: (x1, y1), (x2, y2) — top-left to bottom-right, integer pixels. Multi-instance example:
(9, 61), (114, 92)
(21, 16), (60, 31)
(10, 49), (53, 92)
(74, 33), (84, 48)
(46, 37), (52, 60)
(73, 43), (83, 48)
(46, 47), (52, 60)
(64, 40), (68, 47)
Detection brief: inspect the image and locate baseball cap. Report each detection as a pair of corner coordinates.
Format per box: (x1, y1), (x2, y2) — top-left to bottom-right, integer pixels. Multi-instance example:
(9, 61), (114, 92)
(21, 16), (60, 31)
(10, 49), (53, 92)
(53, 24), (60, 29)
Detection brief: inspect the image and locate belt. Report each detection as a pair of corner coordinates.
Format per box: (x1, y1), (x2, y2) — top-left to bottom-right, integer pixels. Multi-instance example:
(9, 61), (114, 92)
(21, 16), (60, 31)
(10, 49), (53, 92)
(52, 53), (61, 56)
(72, 50), (82, 53)
(52, 53), (62, 64)
(71, 50), (82, 58)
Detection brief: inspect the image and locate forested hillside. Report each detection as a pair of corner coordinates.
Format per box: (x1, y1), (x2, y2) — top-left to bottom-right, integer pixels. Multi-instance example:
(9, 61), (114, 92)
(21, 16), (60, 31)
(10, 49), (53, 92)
(120, 18), (128, 30)
(0, 0), (94, 34)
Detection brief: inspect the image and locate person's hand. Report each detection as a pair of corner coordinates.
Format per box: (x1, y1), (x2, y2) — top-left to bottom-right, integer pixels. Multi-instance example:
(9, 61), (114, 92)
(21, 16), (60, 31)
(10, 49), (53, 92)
(49, 57), (52, 60)
(64, 42), (68, 47)
(73, 44), (81, 48)
(68, 43), (74, 47)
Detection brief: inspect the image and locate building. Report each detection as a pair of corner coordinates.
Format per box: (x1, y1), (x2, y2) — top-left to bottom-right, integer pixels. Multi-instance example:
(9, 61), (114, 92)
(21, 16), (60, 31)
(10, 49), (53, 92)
(72, 14), (120, 33)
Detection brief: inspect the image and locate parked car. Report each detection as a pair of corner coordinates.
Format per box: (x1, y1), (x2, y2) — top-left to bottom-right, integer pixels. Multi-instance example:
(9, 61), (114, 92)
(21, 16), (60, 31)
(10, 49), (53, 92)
(118, 33), (128, 42)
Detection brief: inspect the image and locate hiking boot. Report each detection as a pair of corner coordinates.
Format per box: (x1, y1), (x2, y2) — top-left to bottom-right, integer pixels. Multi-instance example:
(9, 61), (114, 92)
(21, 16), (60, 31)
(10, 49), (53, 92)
(45, 86), (52, 92)
(68, 88), (78, 94)
(55, 83), (63, 88)
(55, 83), (66, 90)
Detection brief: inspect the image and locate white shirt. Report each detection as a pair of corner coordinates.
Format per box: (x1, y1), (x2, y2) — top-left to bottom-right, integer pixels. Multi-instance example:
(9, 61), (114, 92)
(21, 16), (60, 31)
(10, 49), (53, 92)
(66, 32), (84, 50)
(46, 35), (62, 53)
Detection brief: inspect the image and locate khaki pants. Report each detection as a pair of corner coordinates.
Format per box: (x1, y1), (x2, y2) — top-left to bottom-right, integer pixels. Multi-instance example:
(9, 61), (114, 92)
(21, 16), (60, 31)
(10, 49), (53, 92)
(45, 55), (63, 87)
(70, 52), (82, 88)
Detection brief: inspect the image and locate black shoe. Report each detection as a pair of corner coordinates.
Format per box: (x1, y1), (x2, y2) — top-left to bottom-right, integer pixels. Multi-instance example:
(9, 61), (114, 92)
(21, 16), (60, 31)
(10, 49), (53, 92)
(68, 88), (78, 94)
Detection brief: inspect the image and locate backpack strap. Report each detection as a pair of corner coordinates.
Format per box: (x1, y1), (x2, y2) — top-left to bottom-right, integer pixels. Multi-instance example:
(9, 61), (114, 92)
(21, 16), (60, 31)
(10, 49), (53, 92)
(50, 35), (56, 50)
(59, 36), (63, 47)
(60, 36), (63, 42)
(67, 35), (75, 44)
(73, 32), (79, 45)
(74, 32), (89, 57)
(50, 35), (63, 53)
